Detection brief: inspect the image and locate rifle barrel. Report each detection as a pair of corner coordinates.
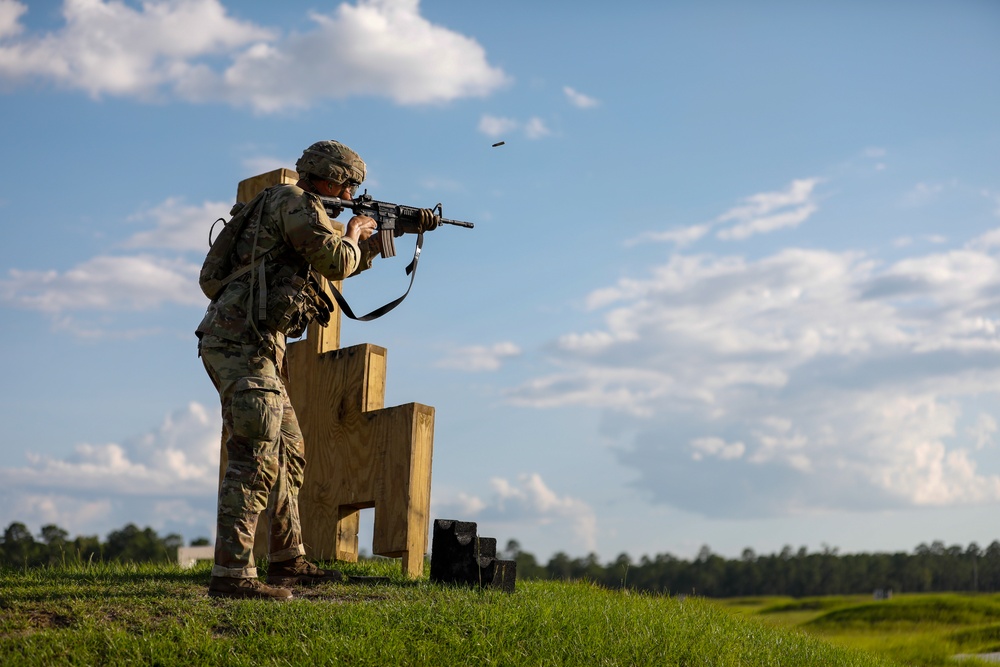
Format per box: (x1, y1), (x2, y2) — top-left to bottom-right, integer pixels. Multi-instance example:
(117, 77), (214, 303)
(439, 217), (475, 228)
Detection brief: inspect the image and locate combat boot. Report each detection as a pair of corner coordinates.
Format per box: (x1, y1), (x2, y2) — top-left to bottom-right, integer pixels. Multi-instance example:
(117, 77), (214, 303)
(267, 556), (345, 587)
(208, 576), (293, 600)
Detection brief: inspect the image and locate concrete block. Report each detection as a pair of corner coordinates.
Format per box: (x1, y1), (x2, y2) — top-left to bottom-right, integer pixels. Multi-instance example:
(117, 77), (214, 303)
(430, 519), (516, 592)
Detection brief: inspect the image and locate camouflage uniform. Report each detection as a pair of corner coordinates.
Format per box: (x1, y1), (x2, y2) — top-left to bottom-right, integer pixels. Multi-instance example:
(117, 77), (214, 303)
(198, 145), (377, 579)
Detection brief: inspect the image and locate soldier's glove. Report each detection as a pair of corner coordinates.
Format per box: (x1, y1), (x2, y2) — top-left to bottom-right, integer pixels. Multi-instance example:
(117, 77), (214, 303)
(416, 208), (440, 232)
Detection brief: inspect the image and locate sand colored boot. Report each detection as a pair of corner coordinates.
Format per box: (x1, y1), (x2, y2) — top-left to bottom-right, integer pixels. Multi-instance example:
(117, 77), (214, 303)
(267, 556), (345, 587)
(208, 576), (293, 600)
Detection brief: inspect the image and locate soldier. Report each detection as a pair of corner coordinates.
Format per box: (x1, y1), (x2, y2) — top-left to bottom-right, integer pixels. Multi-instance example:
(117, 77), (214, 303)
(197, 140), (422, 599)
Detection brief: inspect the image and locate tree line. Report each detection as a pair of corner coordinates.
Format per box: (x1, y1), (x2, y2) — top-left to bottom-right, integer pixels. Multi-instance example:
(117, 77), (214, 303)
(0, 521), (209, 568)
(505, 539), (1000, 597)
(5, 520), (998, 598)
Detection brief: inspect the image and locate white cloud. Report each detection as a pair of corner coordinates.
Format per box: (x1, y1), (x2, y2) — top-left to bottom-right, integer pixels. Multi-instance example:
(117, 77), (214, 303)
(691, 437), (745, 461)
(125, 197), (231, 252)
(969, 414), (998, 451)
(970, 227), (1000, 250)
(478, 114), (551, 141)
(437, 342), (521, 371)
(0, 0), (508, 112)
(0, 0), (271, 99)
(626, 179), (822, 247)
(0, 492), (217, 543)
(0, 254), (203, 314)
(242, 155), (295, 177)
(434, 473), (597, 551)
(478, 114), (519, 138)
(563, 85), (599, 109)
(2, 195), (229, 334)
(0, 402), (220, 497)
(715, 178), (822, 241)
(0, 0), (26, 40)
(626, 224), (711, 249)
(901, 182), (946, 208)
(507, 366), (674, 417)
(507, 230), (1000, 517)
(1, 493), (113, 533)
(0, 402), (222, 540)
(524, 117), (551, 139)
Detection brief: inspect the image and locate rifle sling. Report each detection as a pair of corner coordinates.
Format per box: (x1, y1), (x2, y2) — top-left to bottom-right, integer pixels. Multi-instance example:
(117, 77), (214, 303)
(327, 231), (424, 322)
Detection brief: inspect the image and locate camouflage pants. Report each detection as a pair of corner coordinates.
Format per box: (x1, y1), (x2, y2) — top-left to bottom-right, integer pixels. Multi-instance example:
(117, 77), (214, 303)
(199, 334), (306, 578)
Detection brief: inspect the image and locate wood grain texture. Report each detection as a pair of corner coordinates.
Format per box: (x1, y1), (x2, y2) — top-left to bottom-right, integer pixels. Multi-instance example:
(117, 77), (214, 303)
(235, 167), (297, 203)
(286, 342), (434, 578)
(304, 275), (342, 354)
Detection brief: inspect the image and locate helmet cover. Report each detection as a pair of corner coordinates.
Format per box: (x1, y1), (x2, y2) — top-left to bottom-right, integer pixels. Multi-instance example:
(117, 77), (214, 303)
(295, 140), (366, 185)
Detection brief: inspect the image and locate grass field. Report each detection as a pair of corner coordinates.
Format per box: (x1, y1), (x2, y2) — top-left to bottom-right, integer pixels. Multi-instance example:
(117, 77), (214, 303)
(0, 561), (894, 666)
(717, 593), (1000, 666)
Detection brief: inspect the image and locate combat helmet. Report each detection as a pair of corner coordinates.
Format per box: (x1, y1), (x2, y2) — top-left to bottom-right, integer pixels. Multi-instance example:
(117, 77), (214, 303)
(296, 140), (366, 186)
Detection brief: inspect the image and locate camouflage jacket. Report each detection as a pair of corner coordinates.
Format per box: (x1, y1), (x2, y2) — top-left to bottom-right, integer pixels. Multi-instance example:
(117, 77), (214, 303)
(197, 183), (377, 347)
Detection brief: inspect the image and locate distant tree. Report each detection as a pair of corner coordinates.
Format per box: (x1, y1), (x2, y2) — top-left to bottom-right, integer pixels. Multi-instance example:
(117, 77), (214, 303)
(71, 535), (102, 564)
(983, 541), (1000, 591)
(2, 521), (41, 567)
(40, 524), (69, 546)
(514, 550), (547, 580)
(547, 552), (574, 580)
(105, 524), (172, 563)
(502, 539), (522, 560)
(190, 537), (211, 547)
(39, 524), (70, 566)
(5, 516), (1000, 597)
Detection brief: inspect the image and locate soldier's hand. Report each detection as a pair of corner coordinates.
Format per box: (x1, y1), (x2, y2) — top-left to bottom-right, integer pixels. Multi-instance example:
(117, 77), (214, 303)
(346, 215), (378, 242)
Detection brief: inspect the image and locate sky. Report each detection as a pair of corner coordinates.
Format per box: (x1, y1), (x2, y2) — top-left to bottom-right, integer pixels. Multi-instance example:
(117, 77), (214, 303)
(1, 0), (999, 564)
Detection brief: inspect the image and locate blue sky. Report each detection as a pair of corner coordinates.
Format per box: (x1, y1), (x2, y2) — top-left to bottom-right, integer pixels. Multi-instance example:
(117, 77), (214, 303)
(1, 0), (1000, 563)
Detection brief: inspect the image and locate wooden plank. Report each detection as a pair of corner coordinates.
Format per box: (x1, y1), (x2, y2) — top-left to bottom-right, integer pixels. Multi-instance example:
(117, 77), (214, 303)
(373, 403), (434, 560)
(236, 167), (297, 203)
(336, 507), (361, 562)
(285, 341), (435, 577)
(305, 276), (342, 354)
(407, 406), (435, 571)
(287, 343), (386, 559)
(365, 346), (386, 411)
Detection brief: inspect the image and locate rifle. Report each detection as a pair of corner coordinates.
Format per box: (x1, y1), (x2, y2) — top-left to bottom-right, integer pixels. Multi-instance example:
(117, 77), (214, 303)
(317, 192), (475, 321)
(320, 192), (474, 259)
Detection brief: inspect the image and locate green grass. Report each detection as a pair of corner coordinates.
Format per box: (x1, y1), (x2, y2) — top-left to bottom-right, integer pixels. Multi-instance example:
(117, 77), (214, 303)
(717, 592), (1000, 666)
(0, 562), (893, 666)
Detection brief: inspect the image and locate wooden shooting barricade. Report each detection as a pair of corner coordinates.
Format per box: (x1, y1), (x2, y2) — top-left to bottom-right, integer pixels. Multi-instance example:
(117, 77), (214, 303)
(217, 168), (434, 578)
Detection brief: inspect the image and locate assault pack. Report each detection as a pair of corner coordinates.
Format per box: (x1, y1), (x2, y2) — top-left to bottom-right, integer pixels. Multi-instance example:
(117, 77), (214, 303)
(198, 190), (269, 301)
